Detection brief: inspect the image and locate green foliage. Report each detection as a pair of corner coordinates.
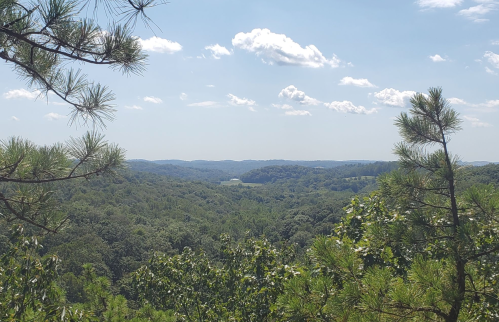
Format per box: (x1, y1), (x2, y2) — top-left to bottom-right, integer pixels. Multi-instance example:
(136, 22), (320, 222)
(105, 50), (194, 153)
(128, 161), (232, 183)
(278, 88), (499, 321)
(0, 225), (92, 321)
(135, 235), (297, 321)
(0, 133), (125, 232)
(239, 163), (398, 191)
(0, 226), (173, 321)
(0, 0), (154, 125)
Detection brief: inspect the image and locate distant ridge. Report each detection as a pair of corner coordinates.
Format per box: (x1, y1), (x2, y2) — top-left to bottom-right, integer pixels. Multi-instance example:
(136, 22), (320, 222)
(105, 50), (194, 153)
(128, 160), (379, 176)
(459, 161), (499, 167)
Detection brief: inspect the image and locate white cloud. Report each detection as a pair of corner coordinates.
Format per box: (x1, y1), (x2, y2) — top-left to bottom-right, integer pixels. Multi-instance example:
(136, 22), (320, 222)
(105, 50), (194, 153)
(227, 94), (256, 111)
(454, 98), (499, 111)
(11, 116), (19, 121)
(44, 112), (67, 120)
(486, 67), (498, 75)
(205, 44), (232, 59)
(138, 36), (182, 54)
(417, 0), (463, 8)
(206, 85), (215, 88)
(482, 100), (499, 108)
(278, 85), (321, 105)
(285, 110), (312, 116)
(3, 88), (41, 100)
(272, 103), (294, 110)
(339, 77), (376, 88)
(484, 51), (499, 68)
(144, 96), (163, 104)
(429, 54), (446, 62)
(187, 101), (218, 107)
(448, 97), (468, 105)
(458, 3), (497, 22)
(374, 88), (416, 107)
(491, 40), (499, 45)
(324, 101), (377, 115)
(463, 115), (492, 127)
(125, 105), (143, 110)
(232, 28), (341, 68)
(180, 93), (188, 101)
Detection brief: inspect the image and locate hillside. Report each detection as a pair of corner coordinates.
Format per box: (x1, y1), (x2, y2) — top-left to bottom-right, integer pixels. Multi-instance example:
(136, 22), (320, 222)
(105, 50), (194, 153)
(127, 161), (231, 183)
(139, 159), (378, 176)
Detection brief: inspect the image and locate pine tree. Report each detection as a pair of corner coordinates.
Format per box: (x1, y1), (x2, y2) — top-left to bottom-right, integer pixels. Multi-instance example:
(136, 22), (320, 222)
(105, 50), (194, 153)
(1, 0), (160, 231)
(278, 88), (499, 321)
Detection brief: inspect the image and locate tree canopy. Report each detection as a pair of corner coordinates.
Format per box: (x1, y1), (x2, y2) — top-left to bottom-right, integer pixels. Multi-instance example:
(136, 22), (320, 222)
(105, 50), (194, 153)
(277, 88), (499, 321)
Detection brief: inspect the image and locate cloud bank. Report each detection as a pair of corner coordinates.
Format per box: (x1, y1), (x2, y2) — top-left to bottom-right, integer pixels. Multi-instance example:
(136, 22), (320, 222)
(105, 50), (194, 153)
(44, 112), (67, 120)
(139, 37), (182, 53)
(3, 88), (41, 100)
(325, 101), (377, 114)
(417, 0), (463, 8)
(339, 77), (376, 88)
(374, 88), (417, 107)
(205, 44), (232, 59)
(232, 28), (341, 68)
(144, 96), (163, 104)
(278, 85), (321, 105)
(429, 54), (446, 62)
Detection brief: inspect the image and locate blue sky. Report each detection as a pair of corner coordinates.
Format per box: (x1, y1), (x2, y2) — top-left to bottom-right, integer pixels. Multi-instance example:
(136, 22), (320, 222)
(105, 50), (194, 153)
(1, 0), (499, 161)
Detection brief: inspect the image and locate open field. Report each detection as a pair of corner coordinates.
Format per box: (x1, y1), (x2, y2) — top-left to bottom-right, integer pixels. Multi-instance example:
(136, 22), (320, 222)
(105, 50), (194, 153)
(220, 179), (263, 187)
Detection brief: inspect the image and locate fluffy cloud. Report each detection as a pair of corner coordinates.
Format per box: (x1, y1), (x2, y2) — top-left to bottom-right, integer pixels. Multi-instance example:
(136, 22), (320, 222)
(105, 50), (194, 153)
(285, 110), (312, 116)
(486, 67), (498, 75)
(463, 115), (491, 127)
(272, 103), (294, 110)
(187, 101), (218, 107)
(458, 3), (497, 22)
(324, 101), (377, 115)
(492, 40), (499, 45)
(278, 85), (321, 105)
(227, 94), (256, 111)
(144, 96), (163, 104)
(44, 112), (67, 120)
(206, 85), (215, 88)
(448, 97), (468, 105)
(374, 88), (416, 107)
(417, 0), (463, 8)
(339, 77), (376, 88)
(180, 93), (188, 101)
(3, 88), (41, 100)
(125, 105), (143, 110)
(11, 116), (19, 121)
(484, 51), (499, 68)
(232, 28), (341, 68)
(205, 44), (232, 59)
(429, 54), (446, 62)
(138, 37), (182, 54)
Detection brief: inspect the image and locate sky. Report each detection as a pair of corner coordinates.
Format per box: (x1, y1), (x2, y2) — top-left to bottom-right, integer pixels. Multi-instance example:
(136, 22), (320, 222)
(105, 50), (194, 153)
(1, 0), (499, 161)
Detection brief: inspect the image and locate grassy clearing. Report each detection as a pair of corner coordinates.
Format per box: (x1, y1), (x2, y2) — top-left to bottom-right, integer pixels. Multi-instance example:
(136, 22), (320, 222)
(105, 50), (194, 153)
(220, 179), (263, 187)
(344, 176), (375, 181)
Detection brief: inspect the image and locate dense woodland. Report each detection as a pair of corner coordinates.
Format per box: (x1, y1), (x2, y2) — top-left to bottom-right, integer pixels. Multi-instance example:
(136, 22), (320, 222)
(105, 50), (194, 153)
(2, 157), (499, 320)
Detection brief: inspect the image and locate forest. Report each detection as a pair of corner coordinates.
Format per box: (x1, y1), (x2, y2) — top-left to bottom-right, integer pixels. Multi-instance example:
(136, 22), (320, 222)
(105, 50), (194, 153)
(2, 148), (499, 320)
(2, 0), (499, 320)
